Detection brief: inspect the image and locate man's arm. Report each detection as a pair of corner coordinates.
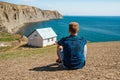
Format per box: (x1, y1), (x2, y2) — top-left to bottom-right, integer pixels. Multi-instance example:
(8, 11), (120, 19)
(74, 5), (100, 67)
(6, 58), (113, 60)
(56, 44), (63, 61)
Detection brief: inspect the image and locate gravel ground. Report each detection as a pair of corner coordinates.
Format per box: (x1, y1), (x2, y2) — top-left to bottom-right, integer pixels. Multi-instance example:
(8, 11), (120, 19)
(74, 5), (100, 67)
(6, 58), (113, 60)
(0, 42), (120, 80)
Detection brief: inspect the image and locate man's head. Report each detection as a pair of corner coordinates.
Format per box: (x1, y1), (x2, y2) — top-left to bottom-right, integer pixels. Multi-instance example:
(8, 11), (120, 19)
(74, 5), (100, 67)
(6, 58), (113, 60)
(69, 22), (79, 35)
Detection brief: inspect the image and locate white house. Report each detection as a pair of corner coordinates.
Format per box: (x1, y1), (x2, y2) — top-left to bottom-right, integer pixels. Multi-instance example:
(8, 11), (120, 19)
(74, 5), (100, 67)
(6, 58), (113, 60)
(28, 27), (57, 47)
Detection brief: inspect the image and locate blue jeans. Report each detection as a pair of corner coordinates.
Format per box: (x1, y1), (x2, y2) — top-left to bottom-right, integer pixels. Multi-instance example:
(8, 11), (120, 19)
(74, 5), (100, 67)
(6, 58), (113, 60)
(58, 50), (67, 68)
(58, 50), (64, 61)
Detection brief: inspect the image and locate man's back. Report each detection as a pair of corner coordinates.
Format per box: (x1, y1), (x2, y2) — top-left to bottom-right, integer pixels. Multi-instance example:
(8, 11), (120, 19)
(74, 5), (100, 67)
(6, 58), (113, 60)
(58, 35), (87, 69)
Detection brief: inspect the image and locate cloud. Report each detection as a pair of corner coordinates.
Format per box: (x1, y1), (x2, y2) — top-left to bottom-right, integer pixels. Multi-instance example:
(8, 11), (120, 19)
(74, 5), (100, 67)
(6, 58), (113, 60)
(22, 0), (39, 2)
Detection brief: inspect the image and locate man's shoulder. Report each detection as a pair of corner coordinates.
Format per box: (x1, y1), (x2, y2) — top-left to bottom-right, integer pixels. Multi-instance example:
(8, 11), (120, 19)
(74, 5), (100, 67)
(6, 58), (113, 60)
(60, 36), (87, 42)
(60, 36), (70, 41)
(79, 37), (87, 44)
(58, 36), (70, 45)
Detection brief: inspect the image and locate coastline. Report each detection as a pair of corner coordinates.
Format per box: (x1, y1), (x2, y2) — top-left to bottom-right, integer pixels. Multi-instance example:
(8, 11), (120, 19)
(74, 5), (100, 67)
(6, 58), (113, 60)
(21, 16), (120, 42)
(87, 41), (120, 45)
(16, 18), (63, 35)
(88, 40), (120, 43)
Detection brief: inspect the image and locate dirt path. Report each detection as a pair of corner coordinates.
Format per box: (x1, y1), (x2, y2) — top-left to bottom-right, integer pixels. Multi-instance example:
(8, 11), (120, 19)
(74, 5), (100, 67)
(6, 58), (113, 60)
(0, 42), (120, 80)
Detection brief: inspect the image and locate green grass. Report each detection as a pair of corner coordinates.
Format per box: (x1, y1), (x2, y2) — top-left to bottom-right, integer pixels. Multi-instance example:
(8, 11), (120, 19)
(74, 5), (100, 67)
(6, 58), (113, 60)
(0, 32), (56, 61)
(0, 46), (11, 52)
(0, 32), (20, 42)
(0, 45), (56, 60)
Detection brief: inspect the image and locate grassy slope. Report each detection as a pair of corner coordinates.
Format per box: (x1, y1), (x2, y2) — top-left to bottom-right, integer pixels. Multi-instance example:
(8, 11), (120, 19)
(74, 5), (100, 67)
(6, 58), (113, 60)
(0, 32), (20, 42)
(0, 45), (56, 60)
(0, 32), (22, 52)
(0, 32), (56, 60)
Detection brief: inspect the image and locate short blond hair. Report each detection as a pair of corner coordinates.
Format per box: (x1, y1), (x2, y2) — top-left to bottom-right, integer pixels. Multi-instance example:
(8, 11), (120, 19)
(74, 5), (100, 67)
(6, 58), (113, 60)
(69, 22), (79, 34)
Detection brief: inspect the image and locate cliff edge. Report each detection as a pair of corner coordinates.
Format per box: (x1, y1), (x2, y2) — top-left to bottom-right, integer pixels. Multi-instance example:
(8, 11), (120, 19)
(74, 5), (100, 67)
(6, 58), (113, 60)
(0, 2), (62, 33)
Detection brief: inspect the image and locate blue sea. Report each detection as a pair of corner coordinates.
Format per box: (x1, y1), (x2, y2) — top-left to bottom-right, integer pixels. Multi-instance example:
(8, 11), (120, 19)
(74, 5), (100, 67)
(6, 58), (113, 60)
(23, 16), (120, 42)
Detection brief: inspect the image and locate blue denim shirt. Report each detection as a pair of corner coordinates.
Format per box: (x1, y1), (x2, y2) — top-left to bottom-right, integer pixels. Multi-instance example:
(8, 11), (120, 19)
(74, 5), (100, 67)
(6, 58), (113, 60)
(58, 35), (87, 69)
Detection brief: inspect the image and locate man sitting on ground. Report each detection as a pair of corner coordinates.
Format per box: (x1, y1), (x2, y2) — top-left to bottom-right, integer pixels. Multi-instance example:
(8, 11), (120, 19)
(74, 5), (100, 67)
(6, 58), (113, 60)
(56, 22), (87, 69)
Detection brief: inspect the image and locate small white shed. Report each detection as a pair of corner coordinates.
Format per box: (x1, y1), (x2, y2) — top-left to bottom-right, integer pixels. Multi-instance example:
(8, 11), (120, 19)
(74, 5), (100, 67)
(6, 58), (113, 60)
(28, 27), (57, 47)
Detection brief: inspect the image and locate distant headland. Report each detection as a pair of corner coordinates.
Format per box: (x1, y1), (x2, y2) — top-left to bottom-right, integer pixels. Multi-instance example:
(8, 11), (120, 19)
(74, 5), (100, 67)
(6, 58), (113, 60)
(0, 2), (62, 33)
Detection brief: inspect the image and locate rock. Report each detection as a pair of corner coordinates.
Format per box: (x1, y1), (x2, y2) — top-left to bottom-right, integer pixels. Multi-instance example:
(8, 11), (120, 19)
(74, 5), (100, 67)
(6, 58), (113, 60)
(0, 2), (62, 33)
(19, 35), (28, 42)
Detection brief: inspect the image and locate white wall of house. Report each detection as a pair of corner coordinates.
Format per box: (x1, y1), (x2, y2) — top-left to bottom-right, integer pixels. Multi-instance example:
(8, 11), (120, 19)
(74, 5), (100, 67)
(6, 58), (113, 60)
(28, 31), (43, 47)
(43, 37), (56, 47)
(28, 31), (57, 47)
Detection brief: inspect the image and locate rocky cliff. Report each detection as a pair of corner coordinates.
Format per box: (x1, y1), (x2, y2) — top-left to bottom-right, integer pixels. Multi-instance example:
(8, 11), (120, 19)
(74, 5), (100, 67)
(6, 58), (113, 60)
(0, 2), (62, 33)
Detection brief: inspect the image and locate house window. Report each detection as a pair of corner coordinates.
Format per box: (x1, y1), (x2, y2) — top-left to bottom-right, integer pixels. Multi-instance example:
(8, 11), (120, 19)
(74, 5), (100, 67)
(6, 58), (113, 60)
(48, 38), (50, 42)
(51, 37), (54, 41)
(34, 34), (37, 37)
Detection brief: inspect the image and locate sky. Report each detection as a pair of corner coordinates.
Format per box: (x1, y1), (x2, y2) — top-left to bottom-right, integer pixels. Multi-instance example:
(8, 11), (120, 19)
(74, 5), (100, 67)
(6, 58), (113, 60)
(0, 0), (120, 16)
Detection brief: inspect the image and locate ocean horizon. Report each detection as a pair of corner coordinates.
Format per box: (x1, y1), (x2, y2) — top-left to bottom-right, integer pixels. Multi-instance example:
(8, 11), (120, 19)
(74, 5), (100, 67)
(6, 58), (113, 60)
(23, 16), (120, 42)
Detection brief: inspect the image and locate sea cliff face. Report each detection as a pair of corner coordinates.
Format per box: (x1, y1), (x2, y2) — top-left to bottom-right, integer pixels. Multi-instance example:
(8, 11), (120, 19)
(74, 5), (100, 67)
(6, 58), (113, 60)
(0, 2), (62, 33)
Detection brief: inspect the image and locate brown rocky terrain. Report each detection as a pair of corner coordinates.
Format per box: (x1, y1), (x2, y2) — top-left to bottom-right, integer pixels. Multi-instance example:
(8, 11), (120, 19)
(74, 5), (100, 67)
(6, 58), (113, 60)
(0, 2), (62, 33)
(0, 42), (120, 80)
